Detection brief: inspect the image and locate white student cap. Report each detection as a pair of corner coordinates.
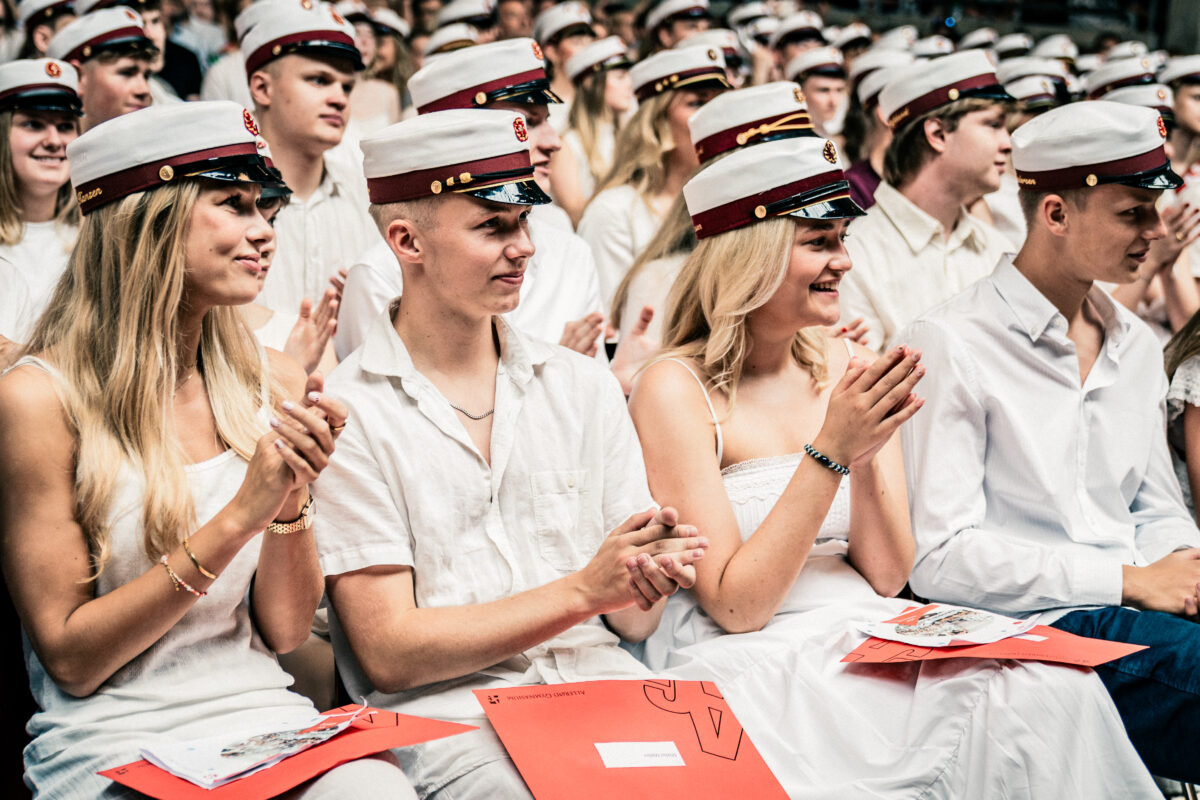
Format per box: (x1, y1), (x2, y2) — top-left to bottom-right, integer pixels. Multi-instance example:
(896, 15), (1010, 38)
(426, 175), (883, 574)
(911, 35), (952, 59)
(995, 56), (1069, 86)
(786, 45), (843, 82)
(848, 47), (912, 85)
(422, 22), (476, 55)
(689, 80), (814, 163)
(683, 136), (863, 239)
(409, 38), (560, 113)
(532, 1), (592, 45)
(370, 8), (410, 39)
(1101, 83), (1174, 123)
(47, 6), (152, 62)
(332, 0), (371, 23)
(645, 0), (709, 34)
(957, 27), (997, 51)
(240, 0), (362, 76)
(234, 0), (293, 41)
(726, 1), (767, 29)
(1074, 53), (1102, 75)
(831, 22), (871, 52)
(361, 109), (551, 205)
(994, 32), (1032, 59)
(0, 58), (81, 114)
(1004, 75), (1058, 110)
(68, 101), (277, 214)
(680, 29), (744, 65)
(565, 35), (630, 83)
(1106, 40), (1148, 60)
(878, 51), (1011, 131)
(746, 16), (777, 43)
(18, 0), (73, 30)
(856, 55), (911, 107)
(630, 44), (728, 101)
(1160, 55), (1200, 87)
(768, 11), (823, 50)
(1030, 33), (1076, 62)
(1084, 57), (1155, 100)
(1012, 101), (1180, 192)
(872, 24), (916, 51)
(437, 0), (493, 28)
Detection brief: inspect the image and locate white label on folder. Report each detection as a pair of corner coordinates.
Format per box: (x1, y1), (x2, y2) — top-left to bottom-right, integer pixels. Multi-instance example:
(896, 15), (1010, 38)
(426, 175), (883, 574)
(595, 741), (685, 768)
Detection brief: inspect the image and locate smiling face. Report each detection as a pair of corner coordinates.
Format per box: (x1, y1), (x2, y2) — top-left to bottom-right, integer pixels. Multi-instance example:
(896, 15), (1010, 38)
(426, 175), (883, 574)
(8, 109), (78, 201)
(183, 181), (274, 310)
(252, 53), (358, 152)
(490, 99), (560, 191)
(1055, 184), (1166, 284)
(939, 104), (1011, 197)
(77, 54), (153, 129)
(753, 218), (853, 331)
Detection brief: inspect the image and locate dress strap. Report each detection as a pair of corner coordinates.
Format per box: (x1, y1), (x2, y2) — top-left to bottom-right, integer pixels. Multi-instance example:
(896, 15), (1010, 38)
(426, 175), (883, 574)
(842, 337), (855, 358)
(661, 357), (723, 464)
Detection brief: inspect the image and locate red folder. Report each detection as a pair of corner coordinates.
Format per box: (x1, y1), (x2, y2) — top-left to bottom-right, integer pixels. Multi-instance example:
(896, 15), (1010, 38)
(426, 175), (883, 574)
(99, 706), (476, 799)
(476, 680), (788, 800)
(843, 623), (1146, 666)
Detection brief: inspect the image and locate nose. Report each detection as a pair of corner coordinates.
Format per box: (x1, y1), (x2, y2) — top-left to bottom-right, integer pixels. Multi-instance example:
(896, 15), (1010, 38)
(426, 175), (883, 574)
(998, 126), (1012, 154)
(249, 203), (276, 249)
(1145, 208), (1167, 242)
(505, 219), (536, 260)
(536, 122), (561, 156)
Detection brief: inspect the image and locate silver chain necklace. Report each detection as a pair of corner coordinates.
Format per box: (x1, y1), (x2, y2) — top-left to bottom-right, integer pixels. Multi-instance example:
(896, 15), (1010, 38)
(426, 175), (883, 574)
(448, 401), (495, 420)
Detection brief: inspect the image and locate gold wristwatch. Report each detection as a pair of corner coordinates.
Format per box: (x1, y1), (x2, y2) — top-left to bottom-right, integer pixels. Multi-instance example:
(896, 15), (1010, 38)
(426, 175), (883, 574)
(267, 493), (316, 535)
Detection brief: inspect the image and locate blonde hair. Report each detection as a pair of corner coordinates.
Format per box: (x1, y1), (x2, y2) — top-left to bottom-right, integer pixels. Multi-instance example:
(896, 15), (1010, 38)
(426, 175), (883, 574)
(0, 109), (79, 246)
(24, 180), (273, 577)
(657, 216), (829, 410)
(591, 90), (675, 201)
(565, 67), (623, 187)
(610, 191), (694, 330)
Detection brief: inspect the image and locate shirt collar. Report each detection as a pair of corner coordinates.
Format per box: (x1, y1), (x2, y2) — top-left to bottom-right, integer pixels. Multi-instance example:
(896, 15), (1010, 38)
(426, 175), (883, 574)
(873, 181), (985, 255)
(991, 256), (1131, 347)
(359, 301), (553, 385)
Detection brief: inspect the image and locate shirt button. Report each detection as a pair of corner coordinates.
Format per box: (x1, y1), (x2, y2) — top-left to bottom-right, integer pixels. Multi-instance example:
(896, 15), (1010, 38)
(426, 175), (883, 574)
(567, 476), (576, 489)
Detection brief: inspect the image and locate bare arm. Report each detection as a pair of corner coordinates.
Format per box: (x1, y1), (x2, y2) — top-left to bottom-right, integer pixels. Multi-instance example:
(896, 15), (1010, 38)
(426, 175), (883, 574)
(845, 436), (914, 597)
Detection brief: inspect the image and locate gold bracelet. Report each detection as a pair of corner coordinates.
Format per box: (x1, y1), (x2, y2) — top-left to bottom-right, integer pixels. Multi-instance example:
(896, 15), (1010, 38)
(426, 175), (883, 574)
(182, 537), (218, 580)
(160, 555), (206, 598)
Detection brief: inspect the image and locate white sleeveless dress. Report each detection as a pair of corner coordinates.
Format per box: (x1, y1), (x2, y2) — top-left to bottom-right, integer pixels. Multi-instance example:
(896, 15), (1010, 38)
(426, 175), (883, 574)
(641, 357), (1160, 799)
(14, 357), (322, 799)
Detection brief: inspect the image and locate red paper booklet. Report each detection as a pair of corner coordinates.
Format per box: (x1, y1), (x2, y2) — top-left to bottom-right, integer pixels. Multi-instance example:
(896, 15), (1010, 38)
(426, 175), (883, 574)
(476, 679), (788, 800)
(99, 706), (476, 799)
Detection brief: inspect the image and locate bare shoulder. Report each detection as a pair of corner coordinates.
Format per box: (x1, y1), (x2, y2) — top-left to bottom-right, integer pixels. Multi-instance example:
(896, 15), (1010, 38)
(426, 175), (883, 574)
(265, 347), (307, 400)
(0, 362), (75, 465)
(628, 357), (715, 423)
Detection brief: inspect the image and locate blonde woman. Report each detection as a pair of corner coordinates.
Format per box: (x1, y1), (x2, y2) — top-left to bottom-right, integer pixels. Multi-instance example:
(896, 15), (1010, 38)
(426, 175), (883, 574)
(551, 36), (633, 226)
(0, 102), (413, 798)
(627, 136), (1161, 797)
(577, 45), (728, 307)
(0, 58), (79, 338)
(370, 9), (417, 112)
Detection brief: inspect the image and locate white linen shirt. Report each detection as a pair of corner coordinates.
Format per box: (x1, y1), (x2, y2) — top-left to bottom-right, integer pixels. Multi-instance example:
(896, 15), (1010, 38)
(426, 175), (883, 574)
(257, 153), (380, 314)
(840, 180), (1014, 349)
(200, 50), (253, 108)
(334, 218), (605, 360)
(315, 310), (653, 720)
(0, 257), (33, 342)
(901, 257), (1200, 622)
(577, 184), (663, 310)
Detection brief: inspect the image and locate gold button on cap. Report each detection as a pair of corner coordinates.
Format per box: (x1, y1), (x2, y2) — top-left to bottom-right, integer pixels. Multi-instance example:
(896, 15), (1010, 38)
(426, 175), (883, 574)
(431, 180), (442, 194)
(159, 164), (174, 181)
(1085, 173), (1098, 186)
(947, 87), (960, 100)
(754, 205), (767, 219)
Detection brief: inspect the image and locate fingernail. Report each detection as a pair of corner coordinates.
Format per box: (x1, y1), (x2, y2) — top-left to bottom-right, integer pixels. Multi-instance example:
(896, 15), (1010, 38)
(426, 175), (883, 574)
(273, 438), (285, 450)
(307, 392), (321, 403)
(281, 400), (295, 411)
(696, 537), (709, 548)
(916, 365), (926, 376)
(910, 351), (920, 361)
(638, 553), (651, 565)
(692, 549), (705, 559)
(269, 417), (281, 428)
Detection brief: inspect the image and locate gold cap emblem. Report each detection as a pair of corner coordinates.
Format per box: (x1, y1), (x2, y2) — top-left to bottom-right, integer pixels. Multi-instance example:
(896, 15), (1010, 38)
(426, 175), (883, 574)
(45, 61), (62, 78)
(823, 140), (838, 164)
(1085, 173), (1098, 187)
(159, 165), (175, 181)
(793, 87), (805, 104)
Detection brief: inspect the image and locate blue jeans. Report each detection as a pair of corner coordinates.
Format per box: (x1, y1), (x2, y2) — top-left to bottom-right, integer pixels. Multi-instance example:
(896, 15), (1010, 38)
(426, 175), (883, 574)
(1052, 607), (1200, 782)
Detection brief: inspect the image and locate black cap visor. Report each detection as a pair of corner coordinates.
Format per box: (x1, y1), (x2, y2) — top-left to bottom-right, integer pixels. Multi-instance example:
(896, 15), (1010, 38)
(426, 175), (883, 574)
(275, 39), (365, 72)
(482, 78), (564, 105)
(773, 181), (866, 221)
(2, 88), (83, 116)
(1105, 162), (1184, 191)
(89, 34), (157, 60)
(962, 83), (1016, 104)
(461, 176), (552, 205)
(184, 153), (281, 187)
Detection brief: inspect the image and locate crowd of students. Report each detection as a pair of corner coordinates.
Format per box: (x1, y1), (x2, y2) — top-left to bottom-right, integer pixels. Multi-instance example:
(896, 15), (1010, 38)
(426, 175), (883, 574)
(0, 0), (1199, 797)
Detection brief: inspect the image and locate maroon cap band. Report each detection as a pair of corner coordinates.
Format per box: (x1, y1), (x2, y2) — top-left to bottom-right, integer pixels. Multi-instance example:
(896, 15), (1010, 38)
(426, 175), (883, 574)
(693, 110), (813, 163)
(1015, 146), (1167, 191)
(366, 150), (533, 202)
(63, 25), (147, 62)
(416, 68), (548, 113)
(635, 65), (728, 101)
(886, 72), (1001, 129)
(1086, 73), (1154, 100)
(0, 83), (77, 106)
(244, 29), (357, 75)
(73, 141), (261, 213)
(690, 168), (844, 238)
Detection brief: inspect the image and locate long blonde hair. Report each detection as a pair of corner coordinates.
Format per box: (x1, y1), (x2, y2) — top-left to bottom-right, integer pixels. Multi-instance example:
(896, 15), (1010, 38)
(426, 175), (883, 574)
(590, 90), (675, 201)
(657, 216), (829, 410)
(565, 67), (623, 186)
(0, 109), (79, 245)
(24, 180), (272, 576)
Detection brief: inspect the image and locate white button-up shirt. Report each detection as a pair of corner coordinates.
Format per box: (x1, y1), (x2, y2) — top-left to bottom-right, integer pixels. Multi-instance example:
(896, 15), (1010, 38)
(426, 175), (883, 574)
(841, 181), (1014, 349)
(0, 256), (32, 341)
(334, 218), (605, 361)
(315, 309), (652, 720)
(901, 257), (1200, 622)
(257, 154), (381, 314)
(577, 184), (663, 310)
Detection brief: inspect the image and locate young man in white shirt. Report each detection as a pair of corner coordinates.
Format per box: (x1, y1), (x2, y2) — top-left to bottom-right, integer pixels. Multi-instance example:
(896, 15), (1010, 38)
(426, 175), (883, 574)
(838, 51), (1015, 348)
(315, 110), (707, 799)
(243, 2), (381, 313)
(335, 38), (606, 360)
(902, 101), (1200, 783)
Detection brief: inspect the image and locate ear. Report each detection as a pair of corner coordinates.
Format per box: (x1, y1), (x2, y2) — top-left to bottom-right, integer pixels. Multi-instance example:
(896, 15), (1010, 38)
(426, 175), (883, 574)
(656, 26), (672, 49)
(387, 216), (425, 268)
(32, 24), (53, 54)
(1041, 194), (1070, 236)
(248, 69), (272, 109)
(872, 103), (888, 127)
(923, 116), (949, 155)
(71, 59), (87, 94)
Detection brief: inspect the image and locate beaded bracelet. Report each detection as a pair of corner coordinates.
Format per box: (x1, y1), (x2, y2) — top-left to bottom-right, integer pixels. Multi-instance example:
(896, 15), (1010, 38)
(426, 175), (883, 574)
(804, 443), (850, 476)
(160, 554), (207, 598)
(182, 537), (218, 580)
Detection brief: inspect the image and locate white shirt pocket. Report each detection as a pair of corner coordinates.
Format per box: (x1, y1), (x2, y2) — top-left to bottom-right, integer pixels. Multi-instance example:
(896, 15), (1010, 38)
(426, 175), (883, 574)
(530, 469), (587, 573)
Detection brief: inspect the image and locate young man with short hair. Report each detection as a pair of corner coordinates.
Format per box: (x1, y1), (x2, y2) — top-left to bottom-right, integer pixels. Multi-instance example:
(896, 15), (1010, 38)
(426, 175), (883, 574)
(16, 0), (75, 58)
(639, 0), (708, 57)
(47, 5), (155, 129)
(902, 100), (1200, 784)
(316, 109), (706, 799)
(837, 51), (1016, 348)
(242, 2), (381, 314)
(785, 45), (846, 139)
